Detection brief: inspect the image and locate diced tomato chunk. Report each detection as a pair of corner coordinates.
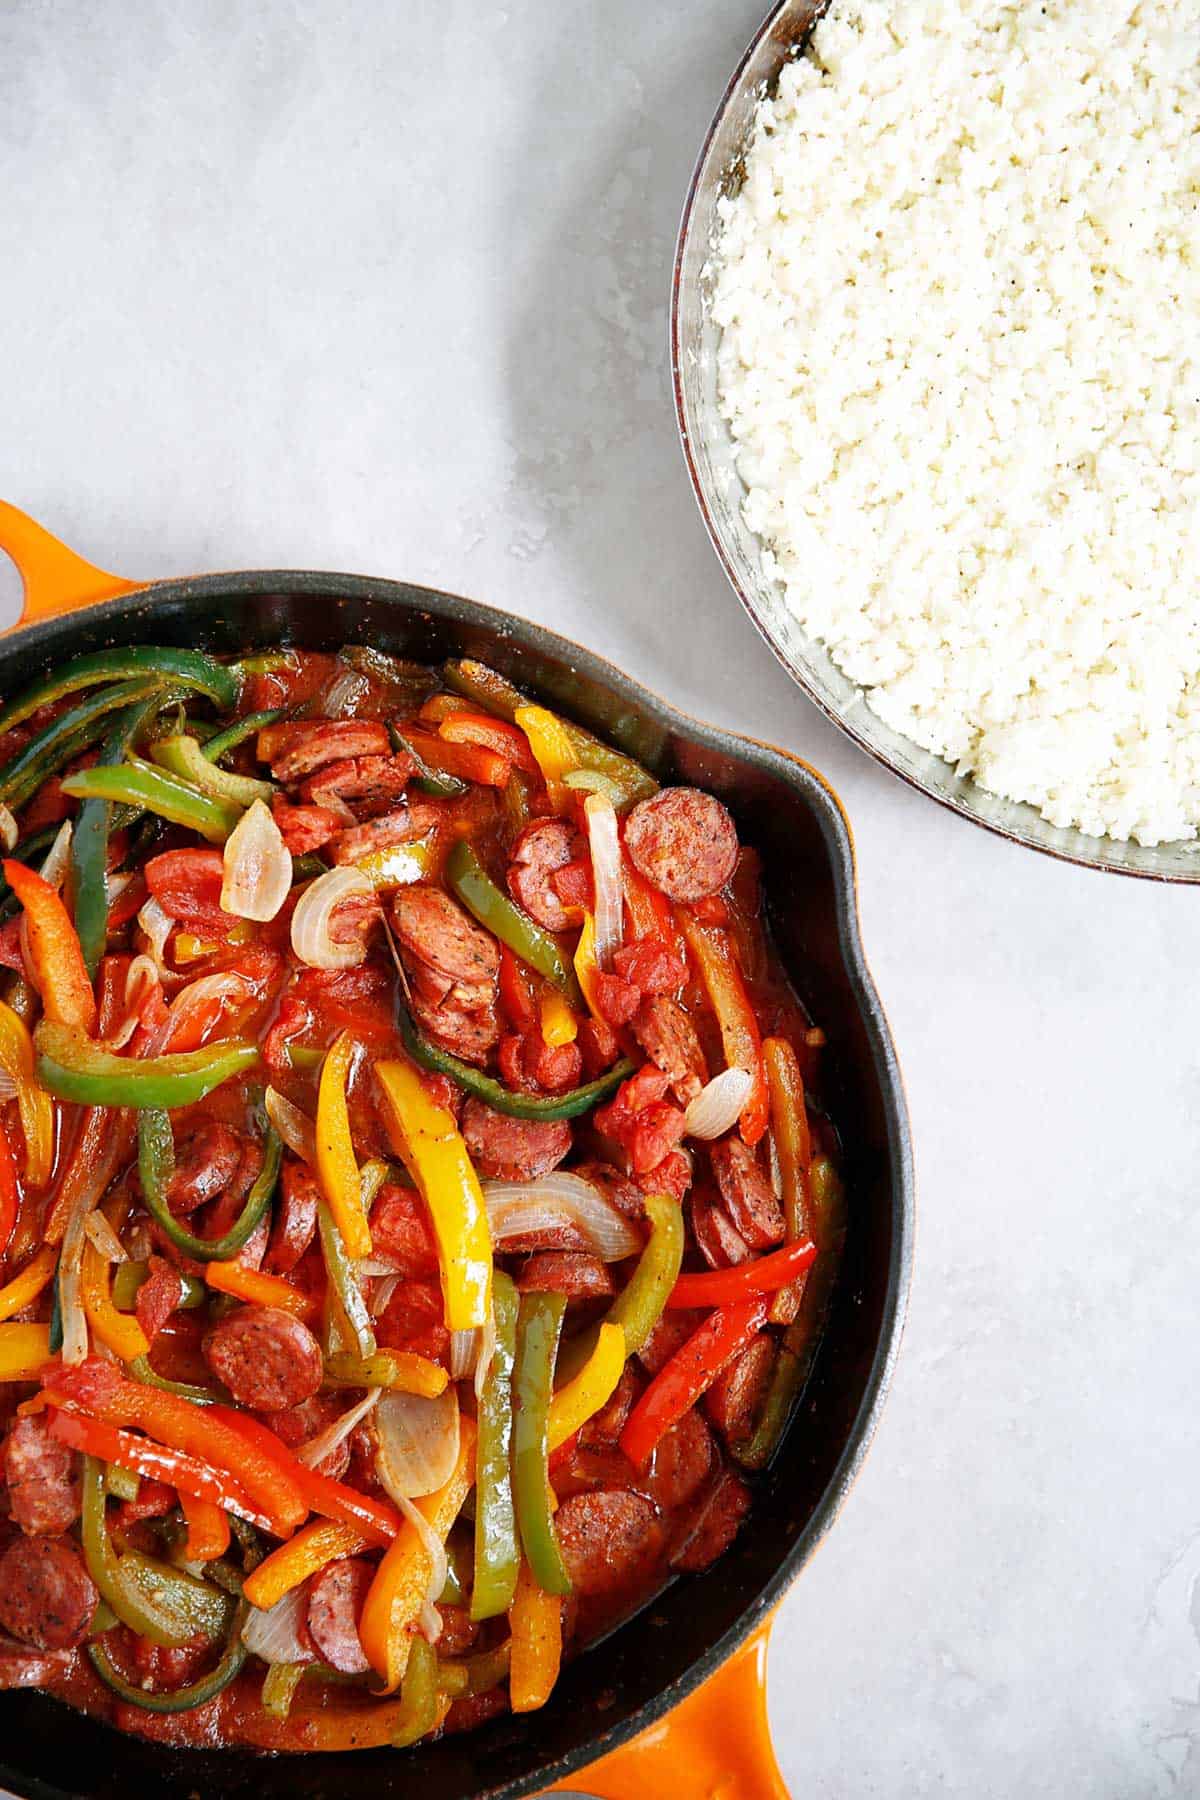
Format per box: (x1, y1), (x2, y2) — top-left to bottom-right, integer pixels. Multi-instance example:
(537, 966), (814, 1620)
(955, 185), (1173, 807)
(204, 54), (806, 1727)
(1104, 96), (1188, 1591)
(593, 972), (640, 1028)
(144, 850), (227, 929)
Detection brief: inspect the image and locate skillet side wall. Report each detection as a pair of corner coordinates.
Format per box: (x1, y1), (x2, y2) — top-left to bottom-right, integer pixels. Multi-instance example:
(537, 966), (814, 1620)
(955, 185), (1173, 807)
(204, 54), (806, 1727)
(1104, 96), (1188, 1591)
(0, 575), (911, 1800)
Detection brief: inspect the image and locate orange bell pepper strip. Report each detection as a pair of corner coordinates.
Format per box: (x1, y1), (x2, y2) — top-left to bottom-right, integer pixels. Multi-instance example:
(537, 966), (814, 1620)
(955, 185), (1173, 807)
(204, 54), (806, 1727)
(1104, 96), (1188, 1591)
(359, 1415), (477, 1691)
(180, 1490), (231, 1561)
(204, 1261), (318, 1322)
(1, 860), (96, 1035)
(514, 706), (577, 785)
(46, 1407), (271, 1531)
(0, 1002), (54, 1190)
(0, 1322), (51, 1380)
(0, 1244), (56, 1323)
(622, 854), (681, 953)
(399, 728), (511, 789)
(0, 1121), (19, 1262)
(375, 1059), (492, 1332)
(438, 712), (539, 774)
(539, 988), (578, 1048)
(242, 1518), (369, 1610)
(206, 1407), (402, 1546)
(43, 1357), (307, 1536)
(678, 913), (768, 1145)
(315, 1032), (371, 1260)
(509, 1556), (563, 1712)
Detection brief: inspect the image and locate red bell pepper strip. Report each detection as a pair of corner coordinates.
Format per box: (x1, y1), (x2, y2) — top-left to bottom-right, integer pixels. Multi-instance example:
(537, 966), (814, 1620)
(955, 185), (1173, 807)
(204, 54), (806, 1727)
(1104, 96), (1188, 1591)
(2, 860), (96, 1034)
(667, 1238), (817, 1308)
(0, 1120), (17, 1260)
(618, 1296), (770, 1470)
(400, 728), (511, 789)
(45, 1407), (272, 1531)
(43, 1358), (307, 1536)
(438, 712), (539, 774)
(498, 945), (538, 1033)
(678, 913), (768, 1145)
(205, 1406), (402, 1547)
(622, 854), (680, 951)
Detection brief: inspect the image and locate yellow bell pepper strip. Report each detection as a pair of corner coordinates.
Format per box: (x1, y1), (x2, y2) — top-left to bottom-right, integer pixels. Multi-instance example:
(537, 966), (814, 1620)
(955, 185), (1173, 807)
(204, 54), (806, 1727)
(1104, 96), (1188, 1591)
(514, 704), (578, 787)
(315, 1033), (371, 1260)
(678, 913), (769, 1146)
(573, 911), (604, 1021)
(539, 988), (578, 1048)
(556, 1191), (683, 1385)
(62, 756), (242, 844)
(359, 1414), (478, 1691)
(82, 1206), (150, 1361)
(0, 1245), (57, 1323)
(512, 1291), (571, 1597)
(0, 1121), (15, 1261)
(324, 1350), (447, 1397)
(375, 1059), (492, 1333)
(763, 1035), (813, 1327)
(260, 1661), (306, 1721)
(0, 1000), (54, 1187)
(547, 1321), (625, 1453)
(0, 1322), (51, 1379)
(35, 1022), (260, 1109)
(2, 860), (97, 1034)
(205, 1260), (318, 1323)
(471, 1270), (519, 1623)
(242, 1518), (369, 1611)
(509, 1556), (563, 1713)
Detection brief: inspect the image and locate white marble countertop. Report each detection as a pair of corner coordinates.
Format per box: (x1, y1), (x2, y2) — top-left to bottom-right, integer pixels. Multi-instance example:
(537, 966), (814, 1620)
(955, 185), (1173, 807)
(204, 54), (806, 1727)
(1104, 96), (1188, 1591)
(3, 4), (1198, 1794)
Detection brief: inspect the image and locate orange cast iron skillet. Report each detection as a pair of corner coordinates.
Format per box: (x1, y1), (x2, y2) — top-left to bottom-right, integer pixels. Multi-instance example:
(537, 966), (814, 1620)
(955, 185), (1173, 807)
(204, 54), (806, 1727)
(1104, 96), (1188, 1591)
(0, 501), (913, 1800)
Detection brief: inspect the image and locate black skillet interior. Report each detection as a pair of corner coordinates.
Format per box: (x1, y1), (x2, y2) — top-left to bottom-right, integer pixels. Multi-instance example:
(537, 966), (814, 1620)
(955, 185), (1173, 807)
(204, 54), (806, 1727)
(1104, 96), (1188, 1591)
(0, 574), (912, 1800)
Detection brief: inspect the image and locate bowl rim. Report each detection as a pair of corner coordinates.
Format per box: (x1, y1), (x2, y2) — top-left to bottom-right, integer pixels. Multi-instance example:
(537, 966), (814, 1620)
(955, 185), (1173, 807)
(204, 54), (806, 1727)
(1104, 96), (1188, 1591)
(669, 0), (1198, 886)
(0, 566), (915, 1797)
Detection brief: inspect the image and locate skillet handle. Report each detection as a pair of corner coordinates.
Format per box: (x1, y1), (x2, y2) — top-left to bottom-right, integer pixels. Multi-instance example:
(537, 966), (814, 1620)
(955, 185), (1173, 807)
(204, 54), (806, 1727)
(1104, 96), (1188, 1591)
(0, 501), (143, 629)
(546, 1616), (788, 1800)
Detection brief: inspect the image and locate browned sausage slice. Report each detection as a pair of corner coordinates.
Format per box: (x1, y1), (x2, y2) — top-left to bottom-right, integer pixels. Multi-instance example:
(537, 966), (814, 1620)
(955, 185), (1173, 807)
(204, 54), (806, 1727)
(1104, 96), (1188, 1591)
(645, 1408), (716, 1511)
(264, 1162), (320, 1275)
(328, 802), (442, 867)
(368, 1184), (440, 1276)
(636, 1309), (703, 1377)
(710, 1137), (785, 1249)
(460, 1097), (571, 1182)
(268, 719), (390, 782)
(3, 1417), (80, 1537)
(0, 1537), (97, 1650)
(555, 1490), (663, 1597)
(165, 1122), (242, 1215)
(704, 1333), (776, 1442)
(391, 887), (500, 988)
(624, 788), (738, 903)
(302, 753), (413, 813)
(507, 821), (583, 933)
(570, 1160), (645, 1222)
(690, 1186), (752, 1269)
(517, 1252), (615, 1299)
(632, 996), (708, 1105)
(0, 1642), (73, 1688)
(305, 1557), (373, 1674)
(578, 1364), (640, 1450)
(409, 993), (500, 1068)
(202, 1306), (323, 1412)
(669, 1470), (752, 1572)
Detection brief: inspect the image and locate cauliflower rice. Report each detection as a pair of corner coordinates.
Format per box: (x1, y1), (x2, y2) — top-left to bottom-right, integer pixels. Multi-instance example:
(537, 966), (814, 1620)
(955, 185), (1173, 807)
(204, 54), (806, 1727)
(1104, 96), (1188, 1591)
(711, 0), (1200, 846)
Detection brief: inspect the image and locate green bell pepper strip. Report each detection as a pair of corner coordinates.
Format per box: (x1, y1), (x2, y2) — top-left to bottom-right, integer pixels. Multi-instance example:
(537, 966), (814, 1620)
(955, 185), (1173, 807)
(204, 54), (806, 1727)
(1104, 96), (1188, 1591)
(390, 1633), (442, 1748)
(0, 677), (163, 811)
(112, 1260), (205, 1311)
(291, 853), (328, 883)
(128, 1354), (223, 1405)
(438, 1528), (473, 1608)
(323, 1351), (427, 1390)
(103, 1461), (141, 1503)
(120, 1548), (236, 1641)
(512, 1290), (572, 1597)
(261, 1660), (306, 1720)
(438, 1638), (512, 1700)
(388, 723), (468, 799)
(70, 690), (166, 977)
(229, 650), (297, 680)
(48, 1265), (63, 1354)
(149, 734), (274, 808)
(556, 1192), (683, 1386)
(89, 1598), (249, 1714)
(471, 1270), (519, 1622)
(0, 648), (239, 734)
(442, 659), (658, 805)
(35, 1021), (259, 1107)
(202, 708), (284, 766)
(316, 1199), (377, 1361)
(446, 840), (581, 1002)
(62, 755), (243, 844)
(80, 1454), (200, 1648)
(136, 1115), (282, 1263)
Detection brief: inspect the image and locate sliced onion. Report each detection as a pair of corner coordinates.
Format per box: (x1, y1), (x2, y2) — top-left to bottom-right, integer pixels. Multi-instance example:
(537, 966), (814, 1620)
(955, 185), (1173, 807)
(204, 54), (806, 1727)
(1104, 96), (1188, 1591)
(221, 799), (292, 923)
(483, 1173), (641, 1261)
(368, 1272), (400, 1320)
(448, 1328), (478, 1381)
(152, 970), (255, 1054)
(136, 896), (174, 977)
(375, 1387), (460, 1501)
(105, 955), (164, 1050)
(56, 1109), (124, 1366)
(38, 821), (73, 891)
(418, 1598), (444, 1645)
(291, 866), (375, 970)
(473, 1305), (497, 1402)
(83, 1210), (127, 1263)
(320, 669), (372, 716)
(265, 1088), (316, 1165)
(0, 804), (17, 853)
(241, 1586), (315, 1666)
(297, 1388), (379, 1470)
(683, 1067), (754, 1141)
(583, 792), (623, 970)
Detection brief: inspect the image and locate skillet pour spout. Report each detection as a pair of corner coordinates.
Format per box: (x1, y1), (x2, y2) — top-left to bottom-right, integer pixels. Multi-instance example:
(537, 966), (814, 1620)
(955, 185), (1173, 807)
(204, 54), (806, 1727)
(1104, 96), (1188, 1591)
(0, 501), (912, 1800)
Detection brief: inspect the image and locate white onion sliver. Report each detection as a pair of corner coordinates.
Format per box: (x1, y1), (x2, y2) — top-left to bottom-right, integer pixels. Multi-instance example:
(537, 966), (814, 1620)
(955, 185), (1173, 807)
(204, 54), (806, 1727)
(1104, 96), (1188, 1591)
(0, 803), (17, 853)
(38, 821), (73, 891)
(583, 793), (623, 970)
(241, 1586), (314, 1666)
(221, 799), (292, 923)
(291, 866), (374, 970)
(265, 1088), (316, 1165)
(418, 1599), (444, 1646)
(83, 1210), (127, 1264)
(473, 1306), (497, 1403)
(298, 1388), (379, 1469)
(320, 669), (372, 716)
(368, 1272), (401, 1320)
(375, 1388), (460, 1501)
(137, 896), (174, 977)
(448, 1328), (478, 1381)
(393, 1490), (448, 1624)
(153, 970), (255, 1055)
(483, 1173), (641, 1261)
(683, 1067), (754, 1141)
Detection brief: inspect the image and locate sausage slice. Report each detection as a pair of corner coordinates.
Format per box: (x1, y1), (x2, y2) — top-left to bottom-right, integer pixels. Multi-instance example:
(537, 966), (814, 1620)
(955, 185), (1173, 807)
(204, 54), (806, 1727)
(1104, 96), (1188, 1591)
(624, 788), (738, 903)
(517, 1251), (615, 1299)
(669, 1470), (752, 1573)
(710, 1138), (785, 1249)
(460, 1098), (571, 1182)
(704, 1333), (777, 1442)
(305, 1557), (373, 1674)
(391, 887), (500, 989)
(3, 1417), (80, 1537)
(202, 1306), (323, 1411)
(0, 1536), (97, 1650)
(555, 1490), (663, 1597)
(645, 1408), (716, 1511)
(165, 1122), (242, 1216)
(507, 821), (584, 933)
(632, 996), (708, 1105)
